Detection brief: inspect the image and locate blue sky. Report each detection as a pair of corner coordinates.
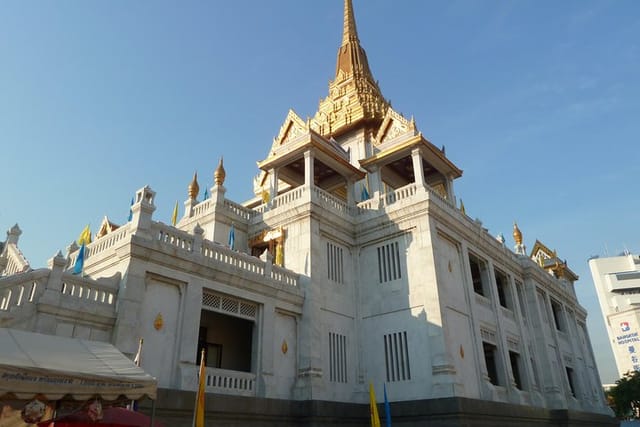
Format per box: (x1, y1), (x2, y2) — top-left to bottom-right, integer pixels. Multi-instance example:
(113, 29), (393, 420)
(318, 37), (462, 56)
(1, 1), (638, 384)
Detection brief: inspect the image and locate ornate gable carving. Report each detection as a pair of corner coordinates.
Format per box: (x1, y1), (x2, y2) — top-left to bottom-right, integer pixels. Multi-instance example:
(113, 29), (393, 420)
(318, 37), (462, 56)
(374, 108), (417, 146)
(96, 216), (120, 239)
(276, 110), (308, 146)
(265, 110), (310, 159)
(530, 240), (555, 264)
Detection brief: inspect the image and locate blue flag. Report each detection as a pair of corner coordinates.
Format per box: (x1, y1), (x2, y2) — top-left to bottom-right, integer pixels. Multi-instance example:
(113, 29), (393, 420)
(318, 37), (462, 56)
(203, 188), (209, 200)
(228, 223), (235, 250)
(384, 383), (391, 427)
(127, 197), (134, 221)
(73, 243), (86, 275)
(361, 184), (370, 201)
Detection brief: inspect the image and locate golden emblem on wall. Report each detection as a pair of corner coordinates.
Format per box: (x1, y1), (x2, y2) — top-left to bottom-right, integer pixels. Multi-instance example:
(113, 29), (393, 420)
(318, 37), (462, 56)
(154, 313), (164, 331)
(281, 340), (288, 354)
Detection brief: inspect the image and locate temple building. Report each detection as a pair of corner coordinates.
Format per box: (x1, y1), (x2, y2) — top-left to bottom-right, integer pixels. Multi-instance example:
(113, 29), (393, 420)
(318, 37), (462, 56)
(0, 1), (613, 425)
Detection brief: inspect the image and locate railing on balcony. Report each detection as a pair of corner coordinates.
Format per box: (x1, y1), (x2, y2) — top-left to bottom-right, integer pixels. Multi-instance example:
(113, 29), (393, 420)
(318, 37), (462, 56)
(181, 364), (256, 397)
(60, 273), (117, 306)
(0, 270), (49, 312)
(192, 199), (212, 217)
(2, 244), (30, 276)
(223, 199), (256, 220)
(152, 223), (194, 252)
(270, 264), (299, 288)
(201, 241), (265, 276)
(272, 186), (307, 210)
(381, 183), (417, 207)
(311, 186), (350, 215)
(86, 225), (130, 257)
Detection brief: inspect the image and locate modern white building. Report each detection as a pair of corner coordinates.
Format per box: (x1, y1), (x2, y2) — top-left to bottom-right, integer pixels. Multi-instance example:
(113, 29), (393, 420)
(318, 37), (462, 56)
(589, 252), (640, 378)
(0, 1), (614, 425)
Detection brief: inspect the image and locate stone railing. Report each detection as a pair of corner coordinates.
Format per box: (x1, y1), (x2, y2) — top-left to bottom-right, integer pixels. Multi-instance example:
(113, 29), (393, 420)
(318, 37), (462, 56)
(60, 273), (117, 306)
(1, 244), (30, 276)
(180, 363), (256, 397)
(272, 186), (307, 210)
(204, 367), (256, 397)
(192, 199), (212, 218)
(201, 241), (265, 276)
(200, 241), (300, 289)
(0, 270), (48, 311)
(86, 225), (130, 257)
(381, 183), (417, 207)
(425, 184), (455, 209)
(311, 186), (350, 215)
(223, 199), (256, 220)
(356, 198), (376, 211)
(152, 223), (195, 252)
(270, 264), (300, 288)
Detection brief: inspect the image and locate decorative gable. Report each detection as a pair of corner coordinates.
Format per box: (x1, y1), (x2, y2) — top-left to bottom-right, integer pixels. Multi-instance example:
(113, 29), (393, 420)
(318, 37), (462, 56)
(530, 240), (555, 265)
(96, 216), (120, 239)
(374, 108), (417, 146)
(269, 110), (309, 156)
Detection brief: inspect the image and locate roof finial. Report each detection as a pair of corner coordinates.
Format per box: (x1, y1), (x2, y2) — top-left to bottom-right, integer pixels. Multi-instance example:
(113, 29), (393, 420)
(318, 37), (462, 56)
(513, 222), (527, 256)
(513, 222), (522, 246)
(342, 0), (359, 46)
(214, 157), (226, 186)
(188, 171), (200, 200)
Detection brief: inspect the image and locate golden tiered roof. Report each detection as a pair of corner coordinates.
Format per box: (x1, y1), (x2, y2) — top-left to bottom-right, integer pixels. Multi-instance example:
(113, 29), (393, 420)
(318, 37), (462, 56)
(311, 0), (389, 137)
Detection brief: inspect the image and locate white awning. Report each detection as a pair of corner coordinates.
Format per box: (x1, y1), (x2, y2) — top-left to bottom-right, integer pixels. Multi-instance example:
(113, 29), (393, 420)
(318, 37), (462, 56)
(0, 328), (157, 401)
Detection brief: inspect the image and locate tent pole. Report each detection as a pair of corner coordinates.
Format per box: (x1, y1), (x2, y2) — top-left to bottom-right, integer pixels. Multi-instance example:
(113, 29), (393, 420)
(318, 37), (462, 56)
(150, 398), (156, 427)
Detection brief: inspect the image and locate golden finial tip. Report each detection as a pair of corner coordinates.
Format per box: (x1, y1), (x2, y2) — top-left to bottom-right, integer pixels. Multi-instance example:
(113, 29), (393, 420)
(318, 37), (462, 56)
(214, 157), (226, 186)
(188, 171), (200, 199)
(513, 222), (523, 246)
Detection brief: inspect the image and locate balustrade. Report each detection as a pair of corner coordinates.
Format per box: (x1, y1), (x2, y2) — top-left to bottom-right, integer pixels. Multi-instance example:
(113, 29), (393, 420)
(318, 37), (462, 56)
(311, 186), (349, 214)
(60, 274), (117, 306)
(153, 223), (194, 251)
(0, 271), (48, 312)
(181, 364), (256, 397)
(223, 199), (255, 220)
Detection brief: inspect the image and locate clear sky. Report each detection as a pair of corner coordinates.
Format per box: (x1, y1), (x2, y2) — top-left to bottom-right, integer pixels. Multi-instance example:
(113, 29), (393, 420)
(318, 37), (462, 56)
(1, 1), (638, 384)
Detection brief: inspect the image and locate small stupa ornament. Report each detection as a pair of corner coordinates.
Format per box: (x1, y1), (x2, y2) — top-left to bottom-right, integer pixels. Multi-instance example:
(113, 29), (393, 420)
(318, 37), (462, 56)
(513, 222), (526, 256)
(188, 171), (200, 200)
(214, 157), (226, 186)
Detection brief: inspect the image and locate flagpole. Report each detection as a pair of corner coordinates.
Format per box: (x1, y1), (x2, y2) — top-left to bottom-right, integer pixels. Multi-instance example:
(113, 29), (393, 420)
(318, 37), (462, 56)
(192, 349), (206, 427)
(384, 383), (391, 427)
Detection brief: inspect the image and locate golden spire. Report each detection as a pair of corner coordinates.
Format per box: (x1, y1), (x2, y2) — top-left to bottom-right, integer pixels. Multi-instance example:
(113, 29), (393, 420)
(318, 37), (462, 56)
(313, 0), (388, 137)
(513, 222), (523, 246)
(188, 171), (199, 200)
(342, 0), (359, 46)
(334, 0), (376, 82)
(214, 157), (226, 186)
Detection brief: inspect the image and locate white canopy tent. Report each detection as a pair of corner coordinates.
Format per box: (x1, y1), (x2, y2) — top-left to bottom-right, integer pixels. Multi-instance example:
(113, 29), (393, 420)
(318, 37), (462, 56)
(0, 328), (157, 401)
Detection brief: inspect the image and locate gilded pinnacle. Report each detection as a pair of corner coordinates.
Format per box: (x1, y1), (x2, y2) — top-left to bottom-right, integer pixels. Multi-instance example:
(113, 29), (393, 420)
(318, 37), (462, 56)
(513, 222), (523, 246)
(214, 157), (226, 186)
(342, 0), (359, 46)
(188, 171), (199, 200)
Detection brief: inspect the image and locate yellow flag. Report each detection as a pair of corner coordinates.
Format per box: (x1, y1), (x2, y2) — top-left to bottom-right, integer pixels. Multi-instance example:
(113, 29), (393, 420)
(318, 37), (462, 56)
(193, 349), (206, 427)
(369, 382), (381, 427)
(275, 243), (284, 266)
(77, 224), (91, 246)
(171, 201), (178, 226)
